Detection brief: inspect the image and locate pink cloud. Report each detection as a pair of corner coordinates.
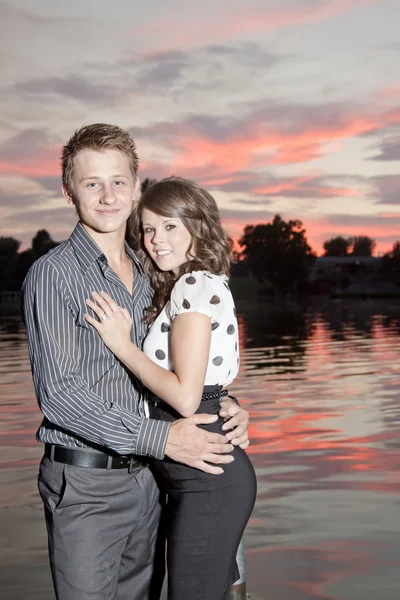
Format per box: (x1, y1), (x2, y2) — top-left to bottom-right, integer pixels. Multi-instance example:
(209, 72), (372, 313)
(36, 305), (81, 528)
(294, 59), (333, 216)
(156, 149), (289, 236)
(0, 142), (60, 177)
(376, 84), (400, 99)
(141, 0), (379, 54)
(252, 176), (359, 198)
(160, 105), (398, 182)
(0, 159), (59, 177)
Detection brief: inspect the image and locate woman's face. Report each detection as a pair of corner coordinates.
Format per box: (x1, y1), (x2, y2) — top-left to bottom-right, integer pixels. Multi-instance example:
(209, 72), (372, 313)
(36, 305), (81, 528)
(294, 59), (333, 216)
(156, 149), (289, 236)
(141, 208), (194, 275)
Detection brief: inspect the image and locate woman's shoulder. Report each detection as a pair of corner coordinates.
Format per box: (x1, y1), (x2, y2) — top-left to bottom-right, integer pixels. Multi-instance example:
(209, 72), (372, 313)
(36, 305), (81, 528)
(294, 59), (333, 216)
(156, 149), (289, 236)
(169, 271), (231, 317)
(172, 270), (229, 297)
(174, 270), (228, 287)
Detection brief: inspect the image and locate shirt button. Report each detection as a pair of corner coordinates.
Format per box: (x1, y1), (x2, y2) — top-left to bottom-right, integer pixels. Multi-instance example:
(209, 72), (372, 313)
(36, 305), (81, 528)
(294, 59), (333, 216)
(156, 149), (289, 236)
(99, 254), (107, 262)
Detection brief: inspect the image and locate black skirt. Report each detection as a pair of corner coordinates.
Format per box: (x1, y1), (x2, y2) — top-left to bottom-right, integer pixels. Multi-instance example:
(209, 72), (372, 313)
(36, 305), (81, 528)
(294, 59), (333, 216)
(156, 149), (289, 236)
(148, 386), (257, 600)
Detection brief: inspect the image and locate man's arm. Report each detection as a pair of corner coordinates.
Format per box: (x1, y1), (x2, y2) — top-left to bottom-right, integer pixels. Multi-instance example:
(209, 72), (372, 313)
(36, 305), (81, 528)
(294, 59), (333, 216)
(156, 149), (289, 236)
(22, 260), (169, 458)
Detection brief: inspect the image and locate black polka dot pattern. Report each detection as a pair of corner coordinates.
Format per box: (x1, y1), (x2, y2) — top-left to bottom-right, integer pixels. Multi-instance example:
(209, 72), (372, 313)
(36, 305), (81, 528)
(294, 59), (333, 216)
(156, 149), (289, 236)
(148, 272), (240, 382)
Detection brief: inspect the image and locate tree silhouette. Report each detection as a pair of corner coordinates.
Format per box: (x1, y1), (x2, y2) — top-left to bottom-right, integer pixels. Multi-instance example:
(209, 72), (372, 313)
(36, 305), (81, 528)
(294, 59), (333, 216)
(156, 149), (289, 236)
(381, 240), (400, 278)
(31, 229), (59, 257)
(391, 241), (400, 258)
(0, 237), (21, 291)
(0, 230), (59, 291)
(239, 215), (316, 294)
(350, 236), (376, 257)
(323, 236), (351, 257)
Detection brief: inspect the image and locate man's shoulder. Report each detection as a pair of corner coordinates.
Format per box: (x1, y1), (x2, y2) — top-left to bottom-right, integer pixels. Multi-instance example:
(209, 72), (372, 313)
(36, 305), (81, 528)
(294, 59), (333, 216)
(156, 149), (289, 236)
(24, 240), (73, 284)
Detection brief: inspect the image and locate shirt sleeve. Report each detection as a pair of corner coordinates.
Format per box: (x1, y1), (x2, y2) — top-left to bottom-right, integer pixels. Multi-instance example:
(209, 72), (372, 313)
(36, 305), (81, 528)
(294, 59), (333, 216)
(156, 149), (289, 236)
(169, 271), (225, 322)
(22, 259), (170, 459)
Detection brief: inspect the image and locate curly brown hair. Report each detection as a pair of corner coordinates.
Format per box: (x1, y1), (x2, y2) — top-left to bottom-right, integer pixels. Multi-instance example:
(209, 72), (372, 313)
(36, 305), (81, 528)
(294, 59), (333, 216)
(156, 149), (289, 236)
(128, 177), (233, 323)
(61, 123), (139, 196)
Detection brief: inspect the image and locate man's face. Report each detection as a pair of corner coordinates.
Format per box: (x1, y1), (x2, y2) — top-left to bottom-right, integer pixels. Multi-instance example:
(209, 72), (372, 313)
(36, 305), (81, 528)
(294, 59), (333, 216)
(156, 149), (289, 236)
(64, 149), (137, 236)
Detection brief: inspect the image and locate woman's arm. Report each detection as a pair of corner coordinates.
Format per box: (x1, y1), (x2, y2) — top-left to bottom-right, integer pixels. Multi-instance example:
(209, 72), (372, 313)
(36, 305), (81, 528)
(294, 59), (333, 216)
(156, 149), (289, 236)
(85, 291), (211, 417)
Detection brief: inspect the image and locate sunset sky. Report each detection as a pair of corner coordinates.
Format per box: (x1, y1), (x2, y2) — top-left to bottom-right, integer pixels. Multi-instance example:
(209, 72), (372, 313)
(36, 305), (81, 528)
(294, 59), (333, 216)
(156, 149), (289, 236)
(1, 0), (399, 254)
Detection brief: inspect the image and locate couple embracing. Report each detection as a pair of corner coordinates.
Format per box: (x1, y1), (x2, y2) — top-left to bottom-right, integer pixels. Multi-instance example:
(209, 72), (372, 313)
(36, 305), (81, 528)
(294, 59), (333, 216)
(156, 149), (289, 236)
(22, 123), (257, 600)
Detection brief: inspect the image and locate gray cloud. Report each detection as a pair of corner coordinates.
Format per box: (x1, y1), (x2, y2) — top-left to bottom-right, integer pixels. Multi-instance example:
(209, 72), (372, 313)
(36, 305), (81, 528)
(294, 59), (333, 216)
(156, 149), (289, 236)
(232, 198), (274, 206)
(2, 205), (75, 227)
(15, 76), (119, 105)
(0, 2), (59, 28)
(0, 191), (44, 209)
(133, 50), (191, 91)
(225, 173), (364, 199)
(7, 40), (285, 106)
(323, 213), (400, 227)
(128, 41), (284, 94)
(0, 128), (56, 162)
(33, 176), (62, 195)
(373, 175), (400, 205)
(220, 208), (275, 222)
(6, 56), (184, 106)
(204, 42), (282, 68)
(371, 137), (400, 162)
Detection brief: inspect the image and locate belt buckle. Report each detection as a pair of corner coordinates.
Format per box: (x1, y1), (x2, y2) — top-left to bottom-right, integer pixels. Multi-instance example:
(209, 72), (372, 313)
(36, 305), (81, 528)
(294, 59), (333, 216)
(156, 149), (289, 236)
(128, 455), (135, 474)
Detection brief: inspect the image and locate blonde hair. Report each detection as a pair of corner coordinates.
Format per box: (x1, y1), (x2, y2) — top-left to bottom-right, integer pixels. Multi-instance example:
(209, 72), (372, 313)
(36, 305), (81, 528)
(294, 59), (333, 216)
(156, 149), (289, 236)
(61, 123), (139, 195)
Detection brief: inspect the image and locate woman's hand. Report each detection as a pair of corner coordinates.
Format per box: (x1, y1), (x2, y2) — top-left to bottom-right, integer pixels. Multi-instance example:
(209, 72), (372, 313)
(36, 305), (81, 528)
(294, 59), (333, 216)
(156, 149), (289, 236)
(219, 399), (250, 450)
(85, 291), (133, 356)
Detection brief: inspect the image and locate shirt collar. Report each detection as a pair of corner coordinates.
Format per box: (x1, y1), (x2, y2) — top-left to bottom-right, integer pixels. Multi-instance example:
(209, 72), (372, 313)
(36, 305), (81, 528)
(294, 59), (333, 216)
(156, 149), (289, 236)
(70, 222), (145, 275)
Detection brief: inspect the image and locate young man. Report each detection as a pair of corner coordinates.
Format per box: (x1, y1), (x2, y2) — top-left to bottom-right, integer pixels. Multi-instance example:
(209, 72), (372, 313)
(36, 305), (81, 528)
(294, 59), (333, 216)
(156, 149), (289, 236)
(22, 124), (250, 600)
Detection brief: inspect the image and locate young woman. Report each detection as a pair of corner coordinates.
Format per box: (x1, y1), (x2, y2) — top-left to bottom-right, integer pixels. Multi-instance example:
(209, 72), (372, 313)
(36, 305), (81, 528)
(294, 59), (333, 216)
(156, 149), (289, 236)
(85, 177), (257, 600)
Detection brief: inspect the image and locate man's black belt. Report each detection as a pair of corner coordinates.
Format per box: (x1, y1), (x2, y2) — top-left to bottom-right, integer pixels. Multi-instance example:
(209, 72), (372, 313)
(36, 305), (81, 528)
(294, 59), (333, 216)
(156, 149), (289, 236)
(44, 444), (145, 473)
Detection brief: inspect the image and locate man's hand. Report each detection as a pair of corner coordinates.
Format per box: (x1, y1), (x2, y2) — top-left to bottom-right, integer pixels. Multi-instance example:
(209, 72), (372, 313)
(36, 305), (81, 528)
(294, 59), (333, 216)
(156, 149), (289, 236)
(164, 413), (234, 475)
(219, 398), (250, 450)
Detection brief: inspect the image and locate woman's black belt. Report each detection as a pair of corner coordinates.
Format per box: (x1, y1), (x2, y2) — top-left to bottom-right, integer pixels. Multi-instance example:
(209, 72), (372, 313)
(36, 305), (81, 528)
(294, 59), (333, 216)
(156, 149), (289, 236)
(147, 385), (228, 406)
(147, 385), (229, 407)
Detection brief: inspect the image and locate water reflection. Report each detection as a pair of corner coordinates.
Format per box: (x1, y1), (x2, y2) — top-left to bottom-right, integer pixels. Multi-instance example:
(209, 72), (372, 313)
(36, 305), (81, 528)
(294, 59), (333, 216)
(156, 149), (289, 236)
(1, 300), (400, 599)
(238, 300), (313, 375)
(232, 299), (400, 598)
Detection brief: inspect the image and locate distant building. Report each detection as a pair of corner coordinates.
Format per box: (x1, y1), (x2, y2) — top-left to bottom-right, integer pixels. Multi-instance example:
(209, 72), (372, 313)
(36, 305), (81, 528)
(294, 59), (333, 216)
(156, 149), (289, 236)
(310, 256), (382, 281)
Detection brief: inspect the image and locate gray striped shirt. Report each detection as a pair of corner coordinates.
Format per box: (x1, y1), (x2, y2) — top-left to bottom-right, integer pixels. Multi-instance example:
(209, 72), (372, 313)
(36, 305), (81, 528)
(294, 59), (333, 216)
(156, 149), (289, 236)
(21, 222), (170, 459)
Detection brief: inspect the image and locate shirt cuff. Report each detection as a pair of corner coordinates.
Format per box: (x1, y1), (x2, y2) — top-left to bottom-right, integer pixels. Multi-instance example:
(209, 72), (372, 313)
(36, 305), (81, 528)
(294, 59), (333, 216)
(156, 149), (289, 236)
(135, 418), (171, 460)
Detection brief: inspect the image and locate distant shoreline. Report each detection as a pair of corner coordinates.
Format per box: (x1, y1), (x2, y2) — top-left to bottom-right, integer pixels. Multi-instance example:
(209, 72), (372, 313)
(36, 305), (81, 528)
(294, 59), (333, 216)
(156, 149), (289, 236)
(3, 274), (400, 315)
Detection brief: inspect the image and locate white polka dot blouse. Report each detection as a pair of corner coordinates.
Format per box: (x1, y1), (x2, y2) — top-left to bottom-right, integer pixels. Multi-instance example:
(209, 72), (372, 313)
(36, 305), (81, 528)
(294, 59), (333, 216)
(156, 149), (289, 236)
(143, 270), (240, 387)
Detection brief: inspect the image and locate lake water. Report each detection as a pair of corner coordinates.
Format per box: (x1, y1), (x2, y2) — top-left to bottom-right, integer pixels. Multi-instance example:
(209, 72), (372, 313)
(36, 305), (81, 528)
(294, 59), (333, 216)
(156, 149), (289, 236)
(0, 298), (399, 599)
